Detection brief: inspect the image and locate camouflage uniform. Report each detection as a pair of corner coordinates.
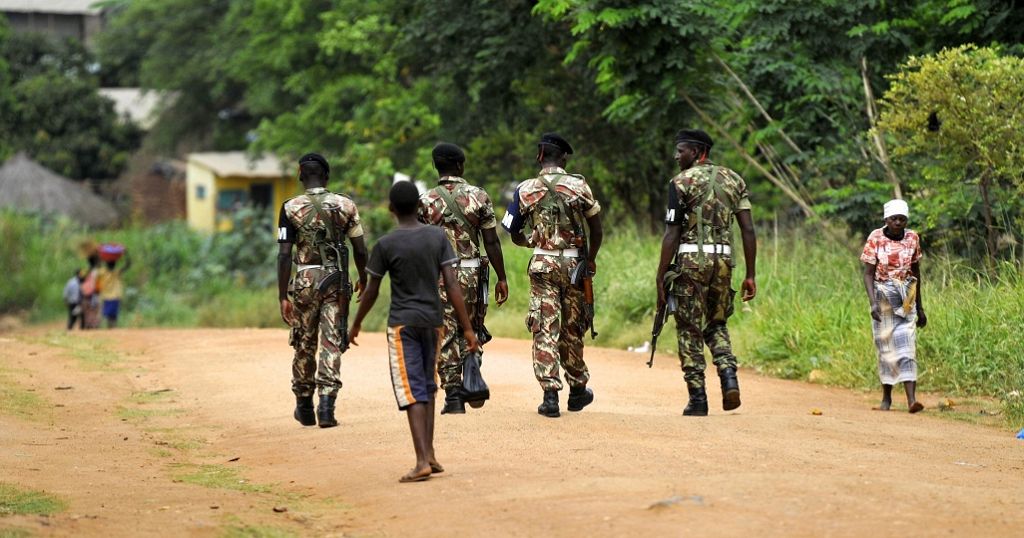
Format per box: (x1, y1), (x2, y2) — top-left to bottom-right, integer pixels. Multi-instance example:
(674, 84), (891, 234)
(515, 166), (601, 391)
(665, 162), (751, 390)
(417, 176), (497, 392)
(278, 187), (364, 398)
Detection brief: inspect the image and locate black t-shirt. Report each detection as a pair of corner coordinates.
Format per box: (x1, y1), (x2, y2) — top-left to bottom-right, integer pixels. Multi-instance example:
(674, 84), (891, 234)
(366, 225), (458, 327)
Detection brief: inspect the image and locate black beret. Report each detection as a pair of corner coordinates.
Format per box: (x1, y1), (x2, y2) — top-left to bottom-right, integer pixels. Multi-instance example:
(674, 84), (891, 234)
(675, 129), (714, 150)
(539, 132), (573, 154)
(298, 152), (329, 174)
(431, 142), (465, 163)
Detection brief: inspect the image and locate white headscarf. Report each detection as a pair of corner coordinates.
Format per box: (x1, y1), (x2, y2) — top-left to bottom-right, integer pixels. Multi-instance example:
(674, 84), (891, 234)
(883, 199), (909, 220)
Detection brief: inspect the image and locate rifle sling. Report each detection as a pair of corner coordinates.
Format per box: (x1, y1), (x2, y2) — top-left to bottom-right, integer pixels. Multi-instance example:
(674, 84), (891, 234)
(434, 185), (480, 249)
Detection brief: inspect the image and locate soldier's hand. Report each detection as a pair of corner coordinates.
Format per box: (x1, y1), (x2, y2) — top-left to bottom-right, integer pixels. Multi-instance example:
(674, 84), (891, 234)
(588, 260), (597, 276)
(464, 329), (480, 353)
(349, 323), (361, 346)
(280, 299), (295, 326)
(916, 308), (927, 328)
(741, 278), (757, 302)
(495, 280), (509, 305)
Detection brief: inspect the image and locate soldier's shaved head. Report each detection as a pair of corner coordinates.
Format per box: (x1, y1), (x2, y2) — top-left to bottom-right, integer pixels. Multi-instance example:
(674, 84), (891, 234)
(390, 180), (420, 216)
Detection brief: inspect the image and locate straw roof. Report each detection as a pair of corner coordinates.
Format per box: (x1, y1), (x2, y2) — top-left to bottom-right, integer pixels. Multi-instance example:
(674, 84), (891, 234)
(0, 153), (119, 227)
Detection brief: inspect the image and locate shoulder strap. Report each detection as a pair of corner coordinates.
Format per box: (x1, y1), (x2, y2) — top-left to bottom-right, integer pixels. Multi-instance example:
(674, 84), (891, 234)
(542, 174), (584, 242)
(434, 184), (480, 248)
(691, 166), (720, 271)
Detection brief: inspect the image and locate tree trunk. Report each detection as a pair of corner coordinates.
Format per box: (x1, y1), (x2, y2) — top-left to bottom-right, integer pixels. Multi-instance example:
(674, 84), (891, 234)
(860, 56), (903, 199)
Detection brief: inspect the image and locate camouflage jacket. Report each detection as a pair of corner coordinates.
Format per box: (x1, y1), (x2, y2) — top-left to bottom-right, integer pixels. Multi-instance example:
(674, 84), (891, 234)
(665, 162), (751, 247)
(417, 176), (497, 259)
(278, 187), (364, 267)
(515, 166), (601, 251)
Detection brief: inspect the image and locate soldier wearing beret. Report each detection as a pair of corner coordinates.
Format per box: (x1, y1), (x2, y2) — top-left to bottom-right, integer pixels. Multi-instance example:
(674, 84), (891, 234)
(277, 153), (368, 428)
(417, 142), (509, 414)
(502, 133), (603, 417)
(655, 129), (757, 416)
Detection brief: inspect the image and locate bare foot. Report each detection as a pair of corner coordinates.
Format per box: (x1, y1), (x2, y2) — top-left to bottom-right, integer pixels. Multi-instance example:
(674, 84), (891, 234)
(909, 401), (925, 414)
(399, 466), (432, 483)
(429, 460), (445, 474)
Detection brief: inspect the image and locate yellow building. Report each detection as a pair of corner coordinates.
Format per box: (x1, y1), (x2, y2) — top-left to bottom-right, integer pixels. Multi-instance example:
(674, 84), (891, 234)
(186, 152), (299, 233)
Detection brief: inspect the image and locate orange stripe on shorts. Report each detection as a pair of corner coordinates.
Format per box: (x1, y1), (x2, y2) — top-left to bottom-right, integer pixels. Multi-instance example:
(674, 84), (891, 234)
(394, 326), (415, 405)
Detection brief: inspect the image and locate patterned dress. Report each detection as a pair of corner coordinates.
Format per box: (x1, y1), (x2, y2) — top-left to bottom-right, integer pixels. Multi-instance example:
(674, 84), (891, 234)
(860, 228), (923, 385)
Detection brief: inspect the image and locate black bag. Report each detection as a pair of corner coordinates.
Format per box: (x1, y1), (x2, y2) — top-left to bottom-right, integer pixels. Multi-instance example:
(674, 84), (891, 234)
(461, 351), (490, 407)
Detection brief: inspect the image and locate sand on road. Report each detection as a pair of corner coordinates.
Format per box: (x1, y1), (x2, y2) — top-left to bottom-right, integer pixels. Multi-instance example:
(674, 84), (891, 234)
(1, 328), (1021, 537)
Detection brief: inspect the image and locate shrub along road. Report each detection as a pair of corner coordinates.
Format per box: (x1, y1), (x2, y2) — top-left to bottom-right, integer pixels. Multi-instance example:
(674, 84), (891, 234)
(1, 328), (1022, 536)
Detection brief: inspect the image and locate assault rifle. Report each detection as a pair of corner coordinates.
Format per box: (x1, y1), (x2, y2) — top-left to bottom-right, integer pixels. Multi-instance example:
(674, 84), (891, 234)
(649, 288), (677, 368)
(316, 241), (352, 352)
(569, 220), (597, 340)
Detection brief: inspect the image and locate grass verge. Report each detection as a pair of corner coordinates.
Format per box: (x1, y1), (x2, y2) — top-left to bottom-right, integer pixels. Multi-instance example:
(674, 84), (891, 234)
(0, 483), (66, 517)
(0, 368), (47, 422)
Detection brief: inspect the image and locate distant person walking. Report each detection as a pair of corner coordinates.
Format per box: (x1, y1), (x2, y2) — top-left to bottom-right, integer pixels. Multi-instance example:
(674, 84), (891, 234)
(81, 253), (101, 329)
(63, 270), (84, 330)
(97, 252), (130, 328)
(861, 199), (926, 413)
(349, 181), (479, 482)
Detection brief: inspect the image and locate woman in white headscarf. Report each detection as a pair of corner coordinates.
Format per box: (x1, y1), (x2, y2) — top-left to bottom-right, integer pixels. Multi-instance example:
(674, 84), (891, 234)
(860, 199), (926, 413)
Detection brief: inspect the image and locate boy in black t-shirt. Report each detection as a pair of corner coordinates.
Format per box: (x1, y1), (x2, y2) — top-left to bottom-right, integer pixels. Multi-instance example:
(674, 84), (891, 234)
(350, 181), (479, 483)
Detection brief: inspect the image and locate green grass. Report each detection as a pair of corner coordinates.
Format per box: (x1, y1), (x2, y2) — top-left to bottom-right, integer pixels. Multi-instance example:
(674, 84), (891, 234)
(0, 528), (33, 538)
(170, 464), (273, 495)
(219, 516), (296, 538)
(0, 484), (66, 517)
(127, 389), (175, 404)
(0, 368), (46, 422)
(115, 406), (183, 422)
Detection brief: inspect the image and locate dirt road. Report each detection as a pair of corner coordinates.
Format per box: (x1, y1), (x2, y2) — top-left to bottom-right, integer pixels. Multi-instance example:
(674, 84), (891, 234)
(1, 328), (1022, 537)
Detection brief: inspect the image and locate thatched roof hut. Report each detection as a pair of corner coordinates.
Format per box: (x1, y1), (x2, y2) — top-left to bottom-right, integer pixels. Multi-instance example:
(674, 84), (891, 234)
(0, 153), (119, 227)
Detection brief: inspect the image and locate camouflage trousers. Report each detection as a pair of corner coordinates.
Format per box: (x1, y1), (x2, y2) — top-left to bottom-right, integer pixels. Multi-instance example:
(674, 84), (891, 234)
(526, 256), (590, 392)
(671, 253), (738, 390)
(289, 273), (345, 398)
(437, 266), (483, 392)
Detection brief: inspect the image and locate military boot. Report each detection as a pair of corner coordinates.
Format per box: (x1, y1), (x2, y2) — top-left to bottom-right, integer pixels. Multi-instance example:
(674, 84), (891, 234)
(441, 389), (466, 415)
(683, 386), (709, 416)
(293, 395), (316, 426)
(317, 394), (338, 428)
(719, 367), (741, 411)
(537, 390), (560, 418)
(566, 385), (594, 412)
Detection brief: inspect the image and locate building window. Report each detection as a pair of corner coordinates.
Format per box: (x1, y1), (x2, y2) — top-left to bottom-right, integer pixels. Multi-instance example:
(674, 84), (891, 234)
(216, 189), (249, 212)
(196, 185), (206, 200)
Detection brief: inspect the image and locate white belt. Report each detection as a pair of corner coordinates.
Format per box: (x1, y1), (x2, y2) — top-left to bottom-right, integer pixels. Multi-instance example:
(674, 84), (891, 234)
(297, 264), (323, 272)
(678, 244), (731, 255)
(459, 258), (481, 268)
(533, 248), (580, 257)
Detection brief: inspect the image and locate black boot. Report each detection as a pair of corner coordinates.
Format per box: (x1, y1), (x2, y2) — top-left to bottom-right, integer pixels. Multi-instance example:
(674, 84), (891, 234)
(441, 389), (466, 415)
(317, 394), (338, 428)
(683, 386), (709, 416)
(293, 395), (316, 426)
(537, 390), (560, 418)
(719, 367), (741, 411)
(566, 385), (594, 412)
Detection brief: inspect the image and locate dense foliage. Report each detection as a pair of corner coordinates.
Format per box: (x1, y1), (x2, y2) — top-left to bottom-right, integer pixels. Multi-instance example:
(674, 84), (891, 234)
(96, 0), (1024, 258)
(0, 22), (141, 180)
